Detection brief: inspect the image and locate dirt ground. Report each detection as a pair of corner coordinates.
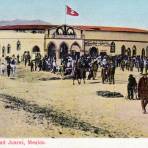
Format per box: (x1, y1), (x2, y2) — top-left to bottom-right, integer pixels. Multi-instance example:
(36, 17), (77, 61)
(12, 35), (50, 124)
(0, 64), (148, 138)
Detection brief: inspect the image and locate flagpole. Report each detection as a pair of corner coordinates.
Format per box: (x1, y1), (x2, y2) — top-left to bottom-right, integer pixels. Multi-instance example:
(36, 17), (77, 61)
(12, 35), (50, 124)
(65, 0), (67, 25)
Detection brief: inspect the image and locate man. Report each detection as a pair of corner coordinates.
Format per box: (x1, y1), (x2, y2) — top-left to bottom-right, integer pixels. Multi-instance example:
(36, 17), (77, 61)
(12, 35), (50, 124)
(138, 73), (148, 114)
(92, 60), (98, 80)
(7, 63), (11, 77)
(127, 74), (137, 99)
(1, 63), (6, 75)
(140, 59), (144, 74)
(17, 54), (20, 64)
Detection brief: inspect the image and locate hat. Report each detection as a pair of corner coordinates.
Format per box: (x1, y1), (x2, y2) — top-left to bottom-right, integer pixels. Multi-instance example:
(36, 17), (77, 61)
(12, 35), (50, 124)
(129, 74), (133, 77)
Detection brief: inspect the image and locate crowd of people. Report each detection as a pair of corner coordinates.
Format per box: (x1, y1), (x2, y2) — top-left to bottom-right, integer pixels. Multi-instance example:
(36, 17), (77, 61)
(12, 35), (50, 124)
(0, 55), (17, 77)
(1, 52), (148, 113)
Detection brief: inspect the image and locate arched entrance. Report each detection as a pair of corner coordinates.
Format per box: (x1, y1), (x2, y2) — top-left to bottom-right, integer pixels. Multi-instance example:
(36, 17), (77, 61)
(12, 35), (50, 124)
(127, 48), (131, 57)
(32, 46), (40, 53)
(32, 46), (41, 59)
(59, 42), (68, 59)
(89, 47), (98, 57)
(132, 45), (137, 56)
(142, 48), (145, 57)
(71, 42), (81, 60)
(121, 45), (126, 56)
(48, 42), (56, 58)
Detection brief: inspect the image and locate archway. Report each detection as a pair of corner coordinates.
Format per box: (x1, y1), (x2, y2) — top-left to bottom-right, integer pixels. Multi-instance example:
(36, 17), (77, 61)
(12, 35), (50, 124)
(71, 42), (81, 60)
(59, 42), (68, 59)
(127, 48), (131, 57)
(121, 45), (126, 56)
(32, 46), (41, 59)
(32, 46), (40, 53)
(110, 42), (116, 53)
(7, 44), (11, 54)
(48, 42), (56, 58)
(89, 47), (98, 57)
(142, 48), (145, 57)
(132, 45), (137, 56)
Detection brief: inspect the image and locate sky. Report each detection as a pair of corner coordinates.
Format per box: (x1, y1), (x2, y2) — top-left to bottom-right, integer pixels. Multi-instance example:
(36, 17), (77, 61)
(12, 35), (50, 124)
(0, 0), (148, 29)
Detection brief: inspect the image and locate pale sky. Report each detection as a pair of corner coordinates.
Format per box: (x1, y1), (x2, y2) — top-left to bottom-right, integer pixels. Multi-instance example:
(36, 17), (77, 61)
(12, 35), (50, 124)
(0, 0), (148, 29)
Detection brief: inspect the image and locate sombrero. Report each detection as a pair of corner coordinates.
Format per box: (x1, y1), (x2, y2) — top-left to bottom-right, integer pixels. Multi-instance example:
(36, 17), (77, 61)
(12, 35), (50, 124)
(129, 74), (133, 77)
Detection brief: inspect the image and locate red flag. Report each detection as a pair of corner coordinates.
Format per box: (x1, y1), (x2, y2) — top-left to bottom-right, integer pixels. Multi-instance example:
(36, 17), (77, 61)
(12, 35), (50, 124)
(66, 5), (79, 16)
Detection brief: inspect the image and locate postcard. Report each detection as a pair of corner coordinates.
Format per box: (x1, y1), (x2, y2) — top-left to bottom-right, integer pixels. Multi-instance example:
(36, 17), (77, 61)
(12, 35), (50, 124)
(0, 0), (148, 148)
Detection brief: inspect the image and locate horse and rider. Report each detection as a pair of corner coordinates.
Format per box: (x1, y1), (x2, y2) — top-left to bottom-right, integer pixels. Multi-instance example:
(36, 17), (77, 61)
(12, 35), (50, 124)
(101, 60), (116, 84)
(72, 57), (87, 85)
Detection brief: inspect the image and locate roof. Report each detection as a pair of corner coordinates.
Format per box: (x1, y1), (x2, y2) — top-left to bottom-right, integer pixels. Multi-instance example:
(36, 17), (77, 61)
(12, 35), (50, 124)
(0, 24), (56, 30)
(76, 25), (148, 33)
(0, 24), (147, 33)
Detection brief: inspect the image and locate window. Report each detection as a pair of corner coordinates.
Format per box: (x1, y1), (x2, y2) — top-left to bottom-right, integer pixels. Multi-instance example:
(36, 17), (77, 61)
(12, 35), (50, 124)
(17, 40), (21, 50)
(132, 45), (137, 56)
(121, 45), (126, 55)
(110, 42), (115, 53)
(2, 46), (5, 57)
(7, 44), (11, 54)
(142, 48), (145, 57)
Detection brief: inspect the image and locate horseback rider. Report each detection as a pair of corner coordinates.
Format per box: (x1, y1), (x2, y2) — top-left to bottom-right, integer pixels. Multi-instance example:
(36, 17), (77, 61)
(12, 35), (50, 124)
(92, 60), (98, 80)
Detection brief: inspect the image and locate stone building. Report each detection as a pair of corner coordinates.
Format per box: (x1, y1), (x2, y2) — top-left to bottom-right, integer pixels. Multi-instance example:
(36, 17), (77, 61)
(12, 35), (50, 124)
(0, 24), (148, 60)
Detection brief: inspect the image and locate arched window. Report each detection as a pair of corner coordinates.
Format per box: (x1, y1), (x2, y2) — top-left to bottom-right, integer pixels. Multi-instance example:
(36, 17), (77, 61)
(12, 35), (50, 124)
(7, 44), (11, 54)
(2, 46), (5, 57)
(132, 45), (137, 56)
(142, 48), (145, 57)
(110, 42), (115, 53)
(32, 46), (40, 53)
(121, 45), (126, 56)
(17, 40), (21, 50)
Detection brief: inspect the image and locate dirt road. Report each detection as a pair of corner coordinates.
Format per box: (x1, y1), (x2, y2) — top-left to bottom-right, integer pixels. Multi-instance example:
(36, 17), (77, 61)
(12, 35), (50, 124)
(0, 65), (147, 137)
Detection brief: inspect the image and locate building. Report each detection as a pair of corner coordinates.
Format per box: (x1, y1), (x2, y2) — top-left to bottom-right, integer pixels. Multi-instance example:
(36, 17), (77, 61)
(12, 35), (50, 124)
(0, 24), (148, 60)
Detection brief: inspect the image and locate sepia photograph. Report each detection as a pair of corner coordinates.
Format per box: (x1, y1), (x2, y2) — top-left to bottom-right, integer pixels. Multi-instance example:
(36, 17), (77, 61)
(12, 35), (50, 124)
(0, 0), (148, 147)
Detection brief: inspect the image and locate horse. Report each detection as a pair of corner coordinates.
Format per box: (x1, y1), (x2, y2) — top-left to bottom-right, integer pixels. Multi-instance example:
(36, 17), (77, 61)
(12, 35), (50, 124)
(73, 59), (87, 85)
(108, 65), (115, 84)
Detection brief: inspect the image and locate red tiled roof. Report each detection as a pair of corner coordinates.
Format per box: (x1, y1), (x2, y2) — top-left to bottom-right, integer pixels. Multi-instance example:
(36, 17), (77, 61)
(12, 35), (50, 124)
(0, 24), (56, 30)
(0, 24), (147, 33)
(76, 25), (148, 33)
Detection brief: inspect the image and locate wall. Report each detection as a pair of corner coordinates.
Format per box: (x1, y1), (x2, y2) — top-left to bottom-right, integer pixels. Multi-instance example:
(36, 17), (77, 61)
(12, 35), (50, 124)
(0, 30), (45, 58)
(83, 30), (148, 56)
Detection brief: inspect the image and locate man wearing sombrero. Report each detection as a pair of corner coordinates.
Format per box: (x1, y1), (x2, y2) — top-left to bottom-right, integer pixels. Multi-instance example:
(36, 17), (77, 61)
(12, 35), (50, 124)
(138, 72), (148, 114)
